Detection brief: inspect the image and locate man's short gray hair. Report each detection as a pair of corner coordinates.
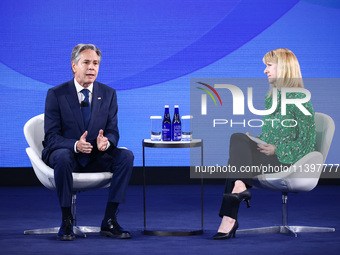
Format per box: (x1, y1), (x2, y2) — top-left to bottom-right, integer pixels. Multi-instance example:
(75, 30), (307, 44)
(71, 44), (102, 75)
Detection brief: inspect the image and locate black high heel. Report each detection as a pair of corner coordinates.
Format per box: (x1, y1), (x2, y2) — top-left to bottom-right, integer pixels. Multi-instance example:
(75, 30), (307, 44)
(236, 190), (251, 208)
(223, 190), (252, 208)
(213, 221), (239, 240)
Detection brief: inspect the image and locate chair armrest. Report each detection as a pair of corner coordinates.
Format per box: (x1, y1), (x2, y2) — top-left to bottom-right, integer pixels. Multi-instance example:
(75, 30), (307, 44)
(26, 147), (56, 190)
(253, 151), (324, 192)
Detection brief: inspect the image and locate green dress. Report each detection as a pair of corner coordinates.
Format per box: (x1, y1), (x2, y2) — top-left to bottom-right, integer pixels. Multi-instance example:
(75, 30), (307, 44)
(258, 90), (316, 164)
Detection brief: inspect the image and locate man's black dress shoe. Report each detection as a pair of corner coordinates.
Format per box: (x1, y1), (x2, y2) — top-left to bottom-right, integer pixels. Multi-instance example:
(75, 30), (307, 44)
(57, 218), (75, 241)
(100, 217), (132, 239)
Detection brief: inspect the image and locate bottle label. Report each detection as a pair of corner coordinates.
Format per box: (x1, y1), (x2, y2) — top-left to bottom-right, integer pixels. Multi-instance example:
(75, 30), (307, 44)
(172, 124), (181, 141)
(162, 124), (171, 141)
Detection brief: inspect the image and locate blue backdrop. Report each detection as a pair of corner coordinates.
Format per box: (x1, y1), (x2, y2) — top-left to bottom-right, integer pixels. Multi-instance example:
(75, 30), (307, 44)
(0, 0), (339, 167)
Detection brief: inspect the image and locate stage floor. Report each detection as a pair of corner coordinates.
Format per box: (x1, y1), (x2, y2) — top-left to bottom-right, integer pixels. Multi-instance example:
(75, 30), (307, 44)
(0, 185), (339, 255)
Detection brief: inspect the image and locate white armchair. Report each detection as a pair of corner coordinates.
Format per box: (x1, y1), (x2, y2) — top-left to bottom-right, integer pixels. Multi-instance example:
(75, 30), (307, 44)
(237, 112), (336, 237)
(23, 114), (113, 237)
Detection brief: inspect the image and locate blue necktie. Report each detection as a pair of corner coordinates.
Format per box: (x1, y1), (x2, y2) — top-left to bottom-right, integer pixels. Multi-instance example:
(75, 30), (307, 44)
(81, 89), (91, 130)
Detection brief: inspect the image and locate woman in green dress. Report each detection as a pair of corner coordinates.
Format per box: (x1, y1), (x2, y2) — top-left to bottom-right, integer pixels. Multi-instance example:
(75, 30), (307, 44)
(213, 48), (316, 240)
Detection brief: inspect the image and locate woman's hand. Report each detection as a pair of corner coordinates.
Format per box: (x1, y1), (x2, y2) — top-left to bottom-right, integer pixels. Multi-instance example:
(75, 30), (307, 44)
(257, 144), (276, 156)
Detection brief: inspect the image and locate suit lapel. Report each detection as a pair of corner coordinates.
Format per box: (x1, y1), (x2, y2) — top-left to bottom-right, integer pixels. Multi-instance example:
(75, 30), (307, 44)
(65, 80), (84, 132)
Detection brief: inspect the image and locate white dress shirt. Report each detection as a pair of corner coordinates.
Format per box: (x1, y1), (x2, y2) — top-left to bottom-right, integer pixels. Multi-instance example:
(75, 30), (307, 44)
(74, 78), (93, 104)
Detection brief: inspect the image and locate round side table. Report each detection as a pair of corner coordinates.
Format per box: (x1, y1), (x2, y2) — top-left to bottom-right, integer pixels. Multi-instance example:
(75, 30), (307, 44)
(142, 139), (203, 236)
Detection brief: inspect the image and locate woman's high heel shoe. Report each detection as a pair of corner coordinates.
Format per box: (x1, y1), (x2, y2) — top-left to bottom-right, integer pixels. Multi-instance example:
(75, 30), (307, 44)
(223, 190), (252, 208)
(213, 221), (239, 240)
(236, 190), (251, 208)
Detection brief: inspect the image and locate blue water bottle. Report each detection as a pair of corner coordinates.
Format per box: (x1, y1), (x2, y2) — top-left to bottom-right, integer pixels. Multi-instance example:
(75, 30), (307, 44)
(162, 105), (171, 141)
(172, 105), (181, 141)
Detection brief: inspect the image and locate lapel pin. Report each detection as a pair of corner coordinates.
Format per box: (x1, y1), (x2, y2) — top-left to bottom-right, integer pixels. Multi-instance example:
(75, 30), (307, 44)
(98, 97), (102, 100)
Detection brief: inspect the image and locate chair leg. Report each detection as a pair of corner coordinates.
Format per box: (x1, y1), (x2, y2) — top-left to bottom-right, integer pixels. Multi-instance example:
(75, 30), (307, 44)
(72, 193), (77, 226)
(71, 193), (103, 237)
(77, 226), (101, 233)
(237, 226), (282, 235)
(289, 226), (335, 234)
(236, 192), (335, 237)
(24, 193), (101, 237)
(24, 226), (102, 237)
(73, 227), (86, 238)
(280, 226), (298, 237)
(24, 227), (60, 235)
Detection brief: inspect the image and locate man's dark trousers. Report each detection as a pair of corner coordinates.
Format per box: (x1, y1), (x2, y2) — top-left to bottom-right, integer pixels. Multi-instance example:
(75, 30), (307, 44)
(48, 146), (134, 207)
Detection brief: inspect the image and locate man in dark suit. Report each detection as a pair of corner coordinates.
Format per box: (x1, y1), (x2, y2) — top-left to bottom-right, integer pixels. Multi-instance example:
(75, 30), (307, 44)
(42, 44), (134, 241)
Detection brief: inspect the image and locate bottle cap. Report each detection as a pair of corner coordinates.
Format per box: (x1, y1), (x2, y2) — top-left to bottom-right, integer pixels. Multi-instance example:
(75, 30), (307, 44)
(150, 116), (162, 119)
(174, 105), (179, 108)
(164, 105), (169, 108)
(182, 115), (193, 119)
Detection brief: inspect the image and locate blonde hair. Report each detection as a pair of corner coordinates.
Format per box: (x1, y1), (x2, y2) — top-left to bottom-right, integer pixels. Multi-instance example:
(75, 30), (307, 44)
(263, 48), (303, 96)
